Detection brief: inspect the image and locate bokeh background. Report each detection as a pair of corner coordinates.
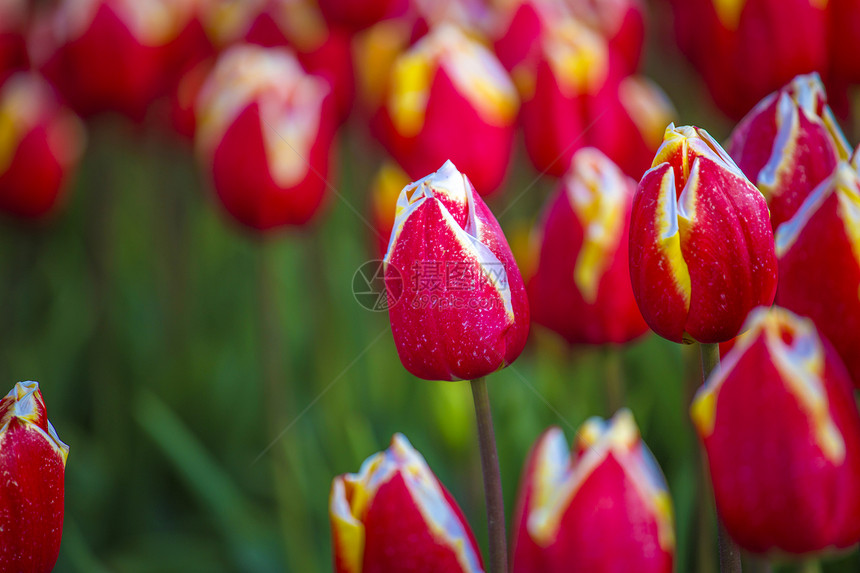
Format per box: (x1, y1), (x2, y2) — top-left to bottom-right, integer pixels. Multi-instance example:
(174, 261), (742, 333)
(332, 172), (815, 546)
(2, 0), (859, 572)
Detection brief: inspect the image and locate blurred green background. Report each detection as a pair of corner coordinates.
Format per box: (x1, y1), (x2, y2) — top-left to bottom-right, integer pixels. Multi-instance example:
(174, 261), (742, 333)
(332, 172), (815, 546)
(3, 11), (860, 573)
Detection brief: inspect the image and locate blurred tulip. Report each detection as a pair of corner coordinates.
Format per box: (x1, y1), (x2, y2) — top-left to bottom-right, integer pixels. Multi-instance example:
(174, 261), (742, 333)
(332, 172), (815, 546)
(203, 0), (354, 122)
(518, 15), (610, 177)
(775, 161), (860, 387)
(384, 160), (529, 381)
(669, 0), (828, 120)
(195, 44), (334, 231)
(0, 73), (85, 219)
(586, 75), (675, 179)
(691, 306), (860, 554)
(329, 433), (484, 573)
(373, 24), (519, 195)
(33, 0), (208, 120)
(565, 0), (645, 75)
(728, 73), (851, 230)
(370, 161), (411, 258)
(529, 148), (647, 344)
(0, 381), (69, 573)
(511, 409), (675, 572)
(629, 124), (777, 343)
(0, 0), (28, 81)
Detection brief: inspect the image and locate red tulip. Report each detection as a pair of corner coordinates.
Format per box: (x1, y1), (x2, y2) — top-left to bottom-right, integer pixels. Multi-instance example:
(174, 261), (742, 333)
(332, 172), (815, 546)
(491, 0), (569, 85)
(529, 147), (647, 344)
(372, 24), (519, 195)
(728, 73), (851, 230)
(384, 160), (529, 381)
(775, 161), (860, 387)
(34, 0), (206, 120)
(629, 124), (778, 343)
(0, 73), (85, 219)
(691, 306), (860, 554)
(586, 75), (675, 180)
(330, 433), (484, 573)
(0, 381), (69, 573)
(669, 0), (828, 120)
(511, 410), (675, 573)
(195, 44), (335, 231)
(202, 0), (354, 123)
(518, 15), (612, 177)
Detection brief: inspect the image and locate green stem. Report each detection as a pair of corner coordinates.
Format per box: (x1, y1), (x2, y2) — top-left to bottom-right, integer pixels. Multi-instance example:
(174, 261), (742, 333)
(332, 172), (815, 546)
(470, 377), (508, 573)
(603, 346), (625, 414)
(699, 342), (742, 573)
(799, 559), (822, 573)
(257, 243), (315, 572)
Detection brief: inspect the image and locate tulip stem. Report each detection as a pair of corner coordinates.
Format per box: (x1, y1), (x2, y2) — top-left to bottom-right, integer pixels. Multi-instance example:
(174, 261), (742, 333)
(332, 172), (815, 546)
(699, 342), (743, 573)
(604, 347), (625, 414)
(470, 377), (508, 573)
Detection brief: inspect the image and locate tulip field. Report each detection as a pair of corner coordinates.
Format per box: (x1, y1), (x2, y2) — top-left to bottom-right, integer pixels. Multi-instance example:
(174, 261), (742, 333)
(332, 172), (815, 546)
(4, 1), (860, 572)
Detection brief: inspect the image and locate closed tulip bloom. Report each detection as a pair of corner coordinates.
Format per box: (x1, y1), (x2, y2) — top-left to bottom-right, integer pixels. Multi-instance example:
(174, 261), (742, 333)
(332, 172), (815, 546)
(0, 73), (85, 219)
(373, 24), (519, 195)
(728, 73), (851, 230)
(519, 15), (610, 177)
(529, 148), (647, 344)
(775, 162), (860, 387)
(330, 433), (484, 573)
(34, 0), (204, 120)
(629, 124), (778, 343)
(384, 160), (529, 381)
(511, 409), (675, 573)
(0, 381), (69, 573)
(669, 0), (828, 120)
(195, 44), (334, 231)
(691, 307), (860, 554)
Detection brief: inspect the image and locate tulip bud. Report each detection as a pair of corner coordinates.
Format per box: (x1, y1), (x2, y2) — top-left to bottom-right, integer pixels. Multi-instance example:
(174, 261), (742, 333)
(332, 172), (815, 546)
(728, 73), (851, 230)
(629, 124), (778, 343)
(511, 410), (675, 572)
(529, 148), (647, 344)
(669, 0), (828, 120)
(691, 307), (860, 554)
(586, 75), (676, 180)
(384, 160), (529, 381)
(518, 15), (610, 177)
(0, 381), (69, 573)
(0, 73), (85, 219)
(370, 161), (411, 258)
(195, 44), (334, 231)
(775, 162), (860, 387)
(34, 0), (204, 120)
(329, 433), (484, 573)
(373, 24), (519, 195)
